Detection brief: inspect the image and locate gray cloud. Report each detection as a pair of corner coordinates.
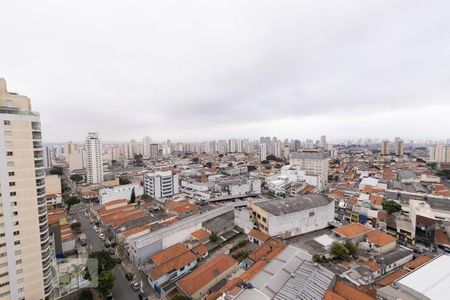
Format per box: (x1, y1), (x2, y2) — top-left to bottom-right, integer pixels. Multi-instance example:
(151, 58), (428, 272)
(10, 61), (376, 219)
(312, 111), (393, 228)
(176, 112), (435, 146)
(1, 0), (449, 142)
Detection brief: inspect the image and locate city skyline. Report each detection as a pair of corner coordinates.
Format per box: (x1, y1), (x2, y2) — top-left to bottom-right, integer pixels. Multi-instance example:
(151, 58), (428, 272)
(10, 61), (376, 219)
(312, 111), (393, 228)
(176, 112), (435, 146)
(1, 1), (450, 141)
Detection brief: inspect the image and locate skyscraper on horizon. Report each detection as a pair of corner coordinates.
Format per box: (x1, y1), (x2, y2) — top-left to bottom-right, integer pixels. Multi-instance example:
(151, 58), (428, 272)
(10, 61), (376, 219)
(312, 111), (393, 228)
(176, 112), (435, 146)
(0, 78), (52, 299)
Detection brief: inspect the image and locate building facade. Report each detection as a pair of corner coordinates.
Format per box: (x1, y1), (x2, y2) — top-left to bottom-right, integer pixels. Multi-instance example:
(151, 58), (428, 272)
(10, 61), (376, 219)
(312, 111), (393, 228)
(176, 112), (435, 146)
(289, 149), (329, 191)
(144, 171), (179, 199)
(0, 78), (52, 299)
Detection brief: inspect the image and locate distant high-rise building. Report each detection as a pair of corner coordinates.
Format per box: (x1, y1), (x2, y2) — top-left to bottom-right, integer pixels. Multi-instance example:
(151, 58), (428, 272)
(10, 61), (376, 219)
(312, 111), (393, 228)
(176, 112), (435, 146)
(274, 140), (283, 158)
(290, 149), (329, 191)
(0, 78), (52, 298)
(85, 132), (104, 184)
(429, 145), (450, 163)
(381, 139), (390, 155)
(149, 143), (159, 159)
(395, 139), (405, 156)
(259, 143), (267, 162)
(320, 135), (327, 148)
(43, 146), (53, 169)
(143, 136), (151, 158)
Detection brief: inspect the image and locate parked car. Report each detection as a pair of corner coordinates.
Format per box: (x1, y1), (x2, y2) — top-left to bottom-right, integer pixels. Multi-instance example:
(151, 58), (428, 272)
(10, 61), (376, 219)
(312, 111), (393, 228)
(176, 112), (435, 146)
(93, 226), (99, 232)
(106, 292), (114, 300)
(99, 234), (106, 241)
(125, 272), (134, 281)
(138, 292), (149, 300)
(130, 281), (140, 291)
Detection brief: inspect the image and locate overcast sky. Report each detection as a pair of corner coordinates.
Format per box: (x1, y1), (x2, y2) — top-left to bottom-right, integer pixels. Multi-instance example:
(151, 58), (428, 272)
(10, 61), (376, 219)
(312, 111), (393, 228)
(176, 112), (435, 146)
(1, 1), (449, 143)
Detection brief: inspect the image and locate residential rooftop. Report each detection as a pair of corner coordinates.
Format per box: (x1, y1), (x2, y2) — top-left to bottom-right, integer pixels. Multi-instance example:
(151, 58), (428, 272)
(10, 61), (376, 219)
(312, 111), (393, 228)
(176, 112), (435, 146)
(253, 194), (332, 216)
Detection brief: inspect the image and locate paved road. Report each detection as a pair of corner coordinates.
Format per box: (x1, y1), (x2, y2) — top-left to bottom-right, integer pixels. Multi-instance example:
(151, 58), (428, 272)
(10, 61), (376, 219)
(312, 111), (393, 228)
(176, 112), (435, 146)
(76, 205), (141, 300)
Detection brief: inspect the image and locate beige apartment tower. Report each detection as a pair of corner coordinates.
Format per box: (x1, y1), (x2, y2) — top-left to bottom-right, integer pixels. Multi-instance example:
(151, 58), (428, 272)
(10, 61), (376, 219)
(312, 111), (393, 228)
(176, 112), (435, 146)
(0, 78), (52, 299)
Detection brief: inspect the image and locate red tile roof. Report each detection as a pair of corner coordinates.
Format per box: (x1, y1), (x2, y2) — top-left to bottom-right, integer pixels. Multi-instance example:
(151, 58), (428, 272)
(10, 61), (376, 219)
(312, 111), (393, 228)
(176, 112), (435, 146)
(333, 223), (373, 239)
(248, 229), (270, 242)
(150, 243), (190, 266)
(177, 254), (237, 297)
(366, 231), (397, 247)
(334, 281), (375, 300)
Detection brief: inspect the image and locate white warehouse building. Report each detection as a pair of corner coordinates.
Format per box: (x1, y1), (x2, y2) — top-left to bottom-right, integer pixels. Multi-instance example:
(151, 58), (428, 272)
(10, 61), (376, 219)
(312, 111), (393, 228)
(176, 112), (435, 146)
(249, 194), (335, 238)
(144, 171), (180, 199)
(99, 183), (144, 205)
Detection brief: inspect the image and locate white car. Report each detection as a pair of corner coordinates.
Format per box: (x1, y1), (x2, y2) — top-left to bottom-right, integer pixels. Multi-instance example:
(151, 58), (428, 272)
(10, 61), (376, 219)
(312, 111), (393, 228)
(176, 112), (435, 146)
(93, 226), (99, 232)
(99, 234), (106, 241)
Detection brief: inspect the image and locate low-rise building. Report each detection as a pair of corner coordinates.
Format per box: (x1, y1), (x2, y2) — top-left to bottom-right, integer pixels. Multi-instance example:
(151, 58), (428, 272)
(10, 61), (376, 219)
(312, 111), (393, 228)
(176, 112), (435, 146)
(250, 194), (334, 238)
(99, 183), (143, 205)
(177, 254), (238, 300)
(333, 223), (374, 244)
(147, 243), (198, 292)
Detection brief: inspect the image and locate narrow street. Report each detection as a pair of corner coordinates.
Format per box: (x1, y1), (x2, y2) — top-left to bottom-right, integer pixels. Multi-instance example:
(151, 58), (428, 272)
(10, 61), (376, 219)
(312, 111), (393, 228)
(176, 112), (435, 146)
(75, 205), (143, 300)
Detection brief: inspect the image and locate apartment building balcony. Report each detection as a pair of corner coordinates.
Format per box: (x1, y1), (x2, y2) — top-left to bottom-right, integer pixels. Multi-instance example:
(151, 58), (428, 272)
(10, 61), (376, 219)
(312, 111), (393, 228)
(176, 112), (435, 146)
(0, 107), (40, 116)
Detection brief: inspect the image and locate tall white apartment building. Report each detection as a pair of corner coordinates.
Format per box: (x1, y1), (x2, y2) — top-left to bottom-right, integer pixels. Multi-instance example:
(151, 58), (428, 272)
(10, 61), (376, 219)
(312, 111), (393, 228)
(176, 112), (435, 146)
(381, 139), (390, 155)
(259, 143), (267, 162)
(143, 171), (179, 199)
(429, 145), (450, 163)
(395, 139), (405, 156)
(85, 132), (103, 184)
(143, 136), (151, 158)
(0, 78), (52, 299)
(320, 135), (327, 148)
(274, 140), (283, 158)
(290, 149), (329, 191)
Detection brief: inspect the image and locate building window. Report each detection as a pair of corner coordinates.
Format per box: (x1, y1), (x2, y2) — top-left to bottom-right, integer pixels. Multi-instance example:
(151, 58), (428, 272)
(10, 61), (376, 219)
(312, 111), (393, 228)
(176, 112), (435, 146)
(309, 211), (315, 217)
(14, 241), (20, 246)
(13, 231), (19, 236)
(7, 162), (14, 167)
(6, 151), (13, 156)
(4, 131), (12, 136)
(3, 121), (10, 125)
(10, 192), (16, 196)
(9, 182), (15, 187)
(8, 172), (14, 176)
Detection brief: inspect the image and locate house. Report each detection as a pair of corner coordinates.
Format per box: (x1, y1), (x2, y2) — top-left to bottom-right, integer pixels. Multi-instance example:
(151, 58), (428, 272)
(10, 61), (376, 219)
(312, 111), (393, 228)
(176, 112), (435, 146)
(177, 254), (238, 300)
(191, 229), (210, 243)
(366, 230), (397, 255)
(375, 247), (413, 274)
(325, 280), (375, 300)
(248, 229), (270, 245)
(147, 243), (198, 292)
(333, 223), (374, 243)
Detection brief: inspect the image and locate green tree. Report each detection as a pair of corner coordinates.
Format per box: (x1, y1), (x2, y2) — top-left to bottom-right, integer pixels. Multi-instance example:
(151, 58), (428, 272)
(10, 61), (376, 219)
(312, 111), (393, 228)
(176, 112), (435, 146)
(209, 232), (218, 243)
(78, 289), (93, 300)
(261, 160), (269, 165)
(247, 165), (256, 172)
(70, 222), (81, 233)
(49, 166), (64, 176)
(204, 162), (213, 168)
(70, 174), (83, 183)
(382, 200), (402, 214)
(330, 241), (350, 260)
(345, 242), (358, 257)
(266, 154), (277, 161)
(129, 187), (136, 204)
(133, 154), (144, 167)
(65, 196), (80, 212)
(89, 250), (117, 274)
(228, 162), (233, 167)
(97, 270), (115, 297)
(119, 177), (130, 185)
(192, 157), (200, 164)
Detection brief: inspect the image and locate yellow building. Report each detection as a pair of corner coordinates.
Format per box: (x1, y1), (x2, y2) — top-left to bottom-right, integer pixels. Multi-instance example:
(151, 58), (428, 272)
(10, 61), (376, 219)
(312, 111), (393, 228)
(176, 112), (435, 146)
(0, 78), (52, 299)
